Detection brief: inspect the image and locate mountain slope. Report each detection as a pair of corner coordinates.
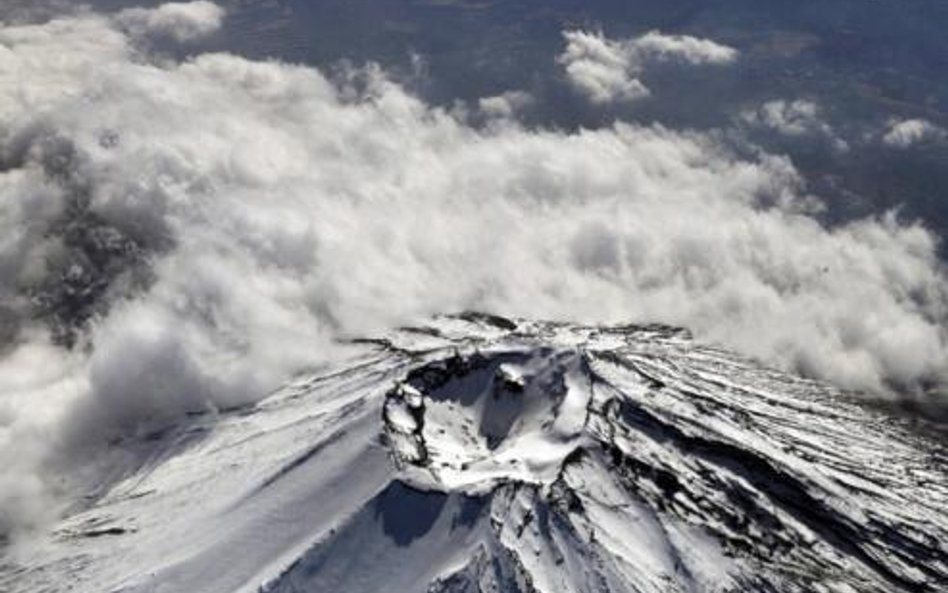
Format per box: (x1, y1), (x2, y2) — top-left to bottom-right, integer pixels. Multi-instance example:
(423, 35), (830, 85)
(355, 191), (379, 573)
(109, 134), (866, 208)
(3, 315), (947, 592)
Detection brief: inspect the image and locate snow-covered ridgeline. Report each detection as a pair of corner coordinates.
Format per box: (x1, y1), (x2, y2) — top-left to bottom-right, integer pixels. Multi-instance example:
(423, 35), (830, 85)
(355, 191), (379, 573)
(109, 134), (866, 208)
(3, 315), (946, 592)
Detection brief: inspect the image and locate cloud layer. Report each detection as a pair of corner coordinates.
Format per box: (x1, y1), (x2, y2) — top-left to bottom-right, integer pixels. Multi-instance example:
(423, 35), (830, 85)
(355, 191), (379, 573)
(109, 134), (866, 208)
(557, 30), (737, 103)
(2, 3), (948, 535)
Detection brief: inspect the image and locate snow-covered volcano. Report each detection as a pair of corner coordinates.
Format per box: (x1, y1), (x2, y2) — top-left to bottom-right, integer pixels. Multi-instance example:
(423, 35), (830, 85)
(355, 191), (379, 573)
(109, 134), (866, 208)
(3, 315), (947, 592)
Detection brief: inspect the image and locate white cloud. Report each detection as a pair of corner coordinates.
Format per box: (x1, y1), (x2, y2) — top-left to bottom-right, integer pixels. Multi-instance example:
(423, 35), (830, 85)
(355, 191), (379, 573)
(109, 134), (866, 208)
(882, 118), (947, 149)
(743, 100), (824, 136)
(478, 90), (534, 119)
(557, 30), (737, 104)
(632, 31), (738, 65)
(116, 1), (224, 42)
(742, 99), (848, 150)
(2, 8), (948, 536)
(557, 30), (650, 104)
(0, 336), (82, 535)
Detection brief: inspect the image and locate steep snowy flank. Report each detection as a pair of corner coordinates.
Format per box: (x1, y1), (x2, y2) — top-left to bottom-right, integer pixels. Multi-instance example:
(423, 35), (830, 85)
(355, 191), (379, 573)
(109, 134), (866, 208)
(2, 315), (947, 593)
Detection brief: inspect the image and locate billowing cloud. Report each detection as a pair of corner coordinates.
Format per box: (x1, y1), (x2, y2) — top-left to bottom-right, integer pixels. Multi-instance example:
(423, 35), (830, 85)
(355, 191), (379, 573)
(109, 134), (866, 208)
(116, 0), (224, 42)
(557, 30), (737, 103)
(882, 118), (947, 148)
(557, 30), (651, 103)
(2, 4), (948, 536)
